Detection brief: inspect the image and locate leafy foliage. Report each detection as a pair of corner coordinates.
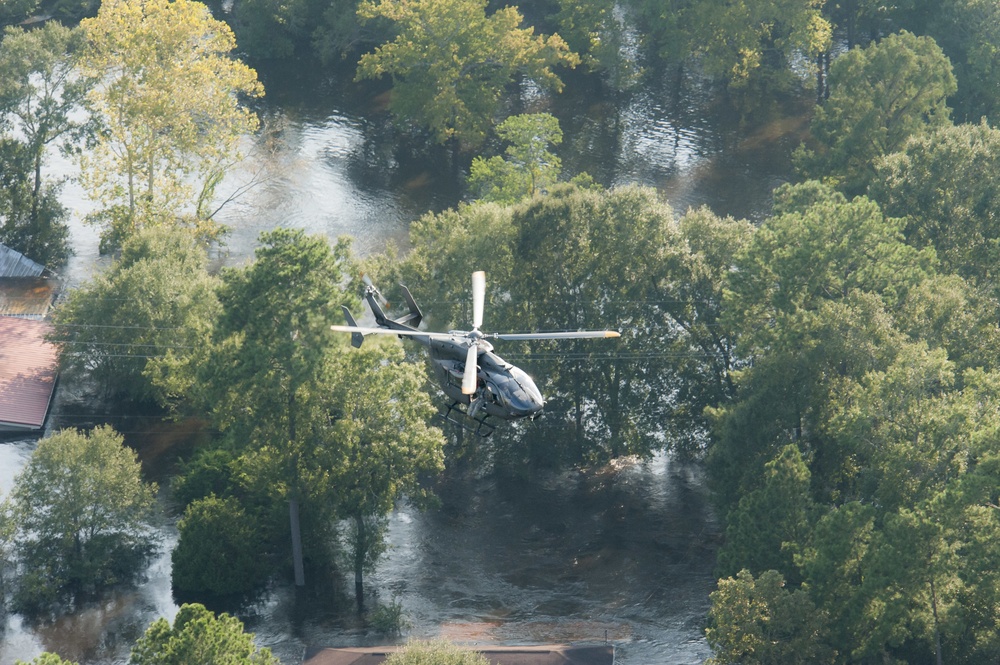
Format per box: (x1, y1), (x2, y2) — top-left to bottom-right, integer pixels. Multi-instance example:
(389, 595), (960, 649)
(871, 121), (1000, 288)
(355, 0), (580, 148)
(77, 0), (263, 253)
(15, 655), (79, 665)
(794, 31), (956, 195)
(50, 225), (220, 405)
(0, 22), (87, 267)
(383, 640), (490, 665)
(3, 426), (158, 615)
(129, 603), (278, 665)
(171, 495), (271, 598)
(325, 340), (445, 606)
(706, 569), (834, 665)
(467, 113), (565, 204)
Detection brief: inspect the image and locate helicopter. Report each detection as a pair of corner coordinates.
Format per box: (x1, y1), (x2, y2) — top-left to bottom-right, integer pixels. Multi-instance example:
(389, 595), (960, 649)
(330, 271), (620, 436)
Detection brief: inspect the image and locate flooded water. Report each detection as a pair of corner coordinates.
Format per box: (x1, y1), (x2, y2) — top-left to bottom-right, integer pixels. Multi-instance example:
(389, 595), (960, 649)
(0, 55), (807, 664)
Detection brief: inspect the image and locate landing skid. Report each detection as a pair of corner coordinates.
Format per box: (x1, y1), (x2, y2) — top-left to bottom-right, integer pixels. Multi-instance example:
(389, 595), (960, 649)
(440, 401), (496, 438)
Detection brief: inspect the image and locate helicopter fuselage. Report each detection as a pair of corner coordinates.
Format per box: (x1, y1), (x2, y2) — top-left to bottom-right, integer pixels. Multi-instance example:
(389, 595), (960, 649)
(427, 335), (545, 421)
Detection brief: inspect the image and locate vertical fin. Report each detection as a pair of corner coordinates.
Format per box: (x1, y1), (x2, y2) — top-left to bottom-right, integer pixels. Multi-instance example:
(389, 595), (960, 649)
(396, 284), (423, 328)
(341, 305), (365, 348)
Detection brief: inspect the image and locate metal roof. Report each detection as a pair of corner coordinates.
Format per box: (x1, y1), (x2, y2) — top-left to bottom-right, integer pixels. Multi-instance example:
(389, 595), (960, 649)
(0, 317), (58, 431)
(0, 243), (45, 278)
(303, 645), (615, 665)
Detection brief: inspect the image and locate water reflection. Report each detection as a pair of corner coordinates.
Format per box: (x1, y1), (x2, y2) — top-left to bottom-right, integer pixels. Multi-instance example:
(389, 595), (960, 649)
(240, 454), (718, 665)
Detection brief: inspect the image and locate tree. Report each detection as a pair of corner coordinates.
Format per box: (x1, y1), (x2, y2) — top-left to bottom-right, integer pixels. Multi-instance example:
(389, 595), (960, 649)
(709, 182), (936, 508)
(870, 121), (1000, 288)
(0, 0), (39, 26)
(467, 113), (566, 204)
(383, 640), (490, 665)
(393, 184), (721, 466)
(3, 425), (158, 615)
(706, 569), (834, 665)
(171, 495), (271, 598)
(794, 31), (956, 195)
(715, 444), (815, 583)
(129, 603), (278, 665)
(77, 0), (263, 253)
(546, 0), (633, 84)
(325, 340), (445, 609)
(355, 0), (580, 150)
(50, 225), (220, 405)
(688, 0), (831, 94)
(16, 655), (78, 665)
(194, 228), (350, 587)
(0, 22), (87, 267)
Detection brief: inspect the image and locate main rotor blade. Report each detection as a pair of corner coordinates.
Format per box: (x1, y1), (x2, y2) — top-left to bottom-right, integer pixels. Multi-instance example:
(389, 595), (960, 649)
(331, 325), (449, 339)
(462, 343), (479, 395)
(491, 330), (621, 341)
(472, 270), (485, 330)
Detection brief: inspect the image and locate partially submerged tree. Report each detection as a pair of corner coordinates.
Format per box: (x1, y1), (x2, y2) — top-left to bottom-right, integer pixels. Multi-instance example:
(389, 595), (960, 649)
(193, 228), (350, 587)
(467, 113), (566, 204)
(78, 0), (263, 253)
(326, 340), (445, 609)
(0, 22), (88, 267)
(355, 0), (579, 150)
(50, 225), (220, 405)
(130, 603), (279, 665)
(3, 425), (158, 615)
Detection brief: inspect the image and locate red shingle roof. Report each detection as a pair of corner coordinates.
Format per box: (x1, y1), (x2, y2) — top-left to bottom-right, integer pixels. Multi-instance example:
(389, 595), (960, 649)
(0, 317), (58, 430)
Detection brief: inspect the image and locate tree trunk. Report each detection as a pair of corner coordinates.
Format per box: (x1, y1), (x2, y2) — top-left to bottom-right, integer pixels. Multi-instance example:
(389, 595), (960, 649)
(290, 498), (305, 587)
(289, 388), (305, 586)
(354, 513), (366, 611)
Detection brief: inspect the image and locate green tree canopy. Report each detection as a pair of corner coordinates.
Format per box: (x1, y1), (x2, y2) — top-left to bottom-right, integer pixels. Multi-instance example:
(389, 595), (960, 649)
(129, 603), (278, 665)
(0, 22), (86, 266)
(706, 569), (834, 665)
(51, 225), (220, 405)
(325, 340), (445, 607)
(78, 0), (263, 253)
(715, 444), (815, 583)
(690, 0), (831, 93)
(171, 495), (271, 598)
(709, 181), (936, 507)
(3, 425), (158, 615)
(795, 31), (956, 195)
(355, 0), (580, 149)
(191, 228), (351, 586)
(15, 655), (79, 665)
(467, 113), (567, 204)
(870, 121), (1000, 288)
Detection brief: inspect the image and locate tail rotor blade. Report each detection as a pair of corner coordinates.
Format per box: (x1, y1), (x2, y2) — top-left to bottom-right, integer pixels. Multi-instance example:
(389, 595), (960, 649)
(462, 343), (479, 395)
(472, 271), (485, 330)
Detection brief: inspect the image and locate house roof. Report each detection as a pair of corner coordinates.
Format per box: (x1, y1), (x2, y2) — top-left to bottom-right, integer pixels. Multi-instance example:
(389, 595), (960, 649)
(0, 243), (45, 278)
(0, 317), (58, 431)
(302, 645), (615, 665)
